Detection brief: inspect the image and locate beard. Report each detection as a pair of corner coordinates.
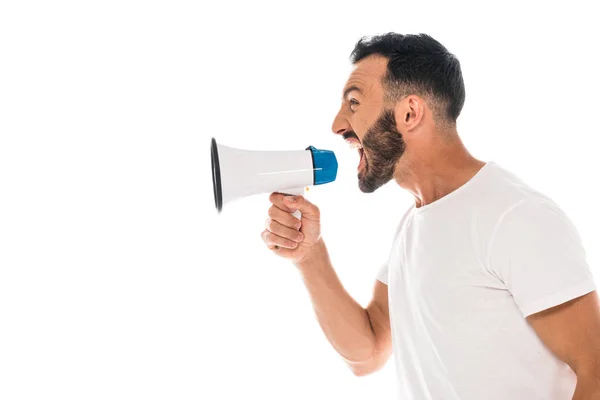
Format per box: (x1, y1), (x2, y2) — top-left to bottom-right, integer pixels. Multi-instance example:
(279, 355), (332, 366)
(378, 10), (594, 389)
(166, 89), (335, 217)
(358, 108), (406, 193)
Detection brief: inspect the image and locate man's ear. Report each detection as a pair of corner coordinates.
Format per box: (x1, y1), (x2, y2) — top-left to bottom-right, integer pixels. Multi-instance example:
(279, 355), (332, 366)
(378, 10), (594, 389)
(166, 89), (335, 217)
(394, 95), (425, 132)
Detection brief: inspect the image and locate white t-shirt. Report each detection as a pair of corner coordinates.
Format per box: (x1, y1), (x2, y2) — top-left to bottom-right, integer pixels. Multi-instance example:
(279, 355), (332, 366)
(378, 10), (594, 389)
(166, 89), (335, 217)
(377, 161), (596, 400)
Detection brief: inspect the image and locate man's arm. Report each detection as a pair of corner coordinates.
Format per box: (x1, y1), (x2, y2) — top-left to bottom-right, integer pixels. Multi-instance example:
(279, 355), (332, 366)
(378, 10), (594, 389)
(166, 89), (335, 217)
(261, 193), (392, 376)
(295, 238), (392, 376)
(527, 290), (600, 399)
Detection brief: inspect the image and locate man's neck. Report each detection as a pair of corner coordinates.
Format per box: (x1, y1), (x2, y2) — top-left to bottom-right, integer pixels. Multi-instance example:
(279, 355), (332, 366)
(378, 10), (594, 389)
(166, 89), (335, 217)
(395, 136), (485, 208)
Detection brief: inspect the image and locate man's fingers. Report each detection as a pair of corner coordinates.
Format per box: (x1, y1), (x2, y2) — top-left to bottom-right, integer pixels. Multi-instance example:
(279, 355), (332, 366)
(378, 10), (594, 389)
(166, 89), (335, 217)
(282, 195), (319, 219)
(267, 206), (302, 230)
(265, 218), (304, 242)
(268, 192), (298, 213)
(261, 230), (299, 249)
(268, 193), (320, 220)
(267, 244), (294, 257)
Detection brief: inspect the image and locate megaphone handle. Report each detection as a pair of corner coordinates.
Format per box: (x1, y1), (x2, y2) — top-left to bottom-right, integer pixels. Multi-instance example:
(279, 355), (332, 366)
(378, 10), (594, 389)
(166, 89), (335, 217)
(292, 209), (302, 221)
(283, 187), (305, 225)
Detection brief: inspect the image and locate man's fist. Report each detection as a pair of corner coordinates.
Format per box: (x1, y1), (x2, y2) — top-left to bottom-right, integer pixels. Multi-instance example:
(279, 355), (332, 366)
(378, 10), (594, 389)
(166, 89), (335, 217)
(261, 193), (321, 264)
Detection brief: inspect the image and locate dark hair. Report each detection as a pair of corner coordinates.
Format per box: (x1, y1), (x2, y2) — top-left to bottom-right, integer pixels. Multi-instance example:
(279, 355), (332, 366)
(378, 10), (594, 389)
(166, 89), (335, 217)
(350, 33), (465, 122)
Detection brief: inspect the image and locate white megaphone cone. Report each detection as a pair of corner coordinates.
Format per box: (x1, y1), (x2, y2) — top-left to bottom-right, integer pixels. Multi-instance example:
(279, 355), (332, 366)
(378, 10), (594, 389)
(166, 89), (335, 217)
(211, 138), (338, 219)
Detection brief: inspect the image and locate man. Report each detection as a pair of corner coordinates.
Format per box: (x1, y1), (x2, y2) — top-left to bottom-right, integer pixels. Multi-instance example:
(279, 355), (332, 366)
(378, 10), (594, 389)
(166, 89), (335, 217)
(260, 33), (600, 399)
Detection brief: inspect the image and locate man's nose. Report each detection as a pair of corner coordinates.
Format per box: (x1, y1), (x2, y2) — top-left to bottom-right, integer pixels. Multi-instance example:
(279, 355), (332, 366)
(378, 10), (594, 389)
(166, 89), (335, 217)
(331, 113), (350, 136)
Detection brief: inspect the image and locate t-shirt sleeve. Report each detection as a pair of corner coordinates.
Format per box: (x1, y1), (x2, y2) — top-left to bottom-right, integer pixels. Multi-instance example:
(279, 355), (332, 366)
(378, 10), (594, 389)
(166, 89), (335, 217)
(377, 262), (389, 285)
(488, 197), (597, 317)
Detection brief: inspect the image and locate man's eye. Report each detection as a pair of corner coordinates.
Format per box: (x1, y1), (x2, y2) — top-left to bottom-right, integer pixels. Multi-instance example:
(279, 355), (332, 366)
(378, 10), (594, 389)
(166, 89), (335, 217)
(349, 99), (359, 111)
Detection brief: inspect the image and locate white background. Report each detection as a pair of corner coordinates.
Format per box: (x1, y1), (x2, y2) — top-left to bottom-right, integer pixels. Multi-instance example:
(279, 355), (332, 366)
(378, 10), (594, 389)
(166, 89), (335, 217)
(1, 1), (598, 399)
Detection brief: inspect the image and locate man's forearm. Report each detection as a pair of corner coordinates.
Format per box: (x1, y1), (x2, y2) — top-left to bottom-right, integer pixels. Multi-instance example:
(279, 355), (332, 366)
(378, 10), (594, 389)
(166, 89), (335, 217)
(294, 238), (377, 363)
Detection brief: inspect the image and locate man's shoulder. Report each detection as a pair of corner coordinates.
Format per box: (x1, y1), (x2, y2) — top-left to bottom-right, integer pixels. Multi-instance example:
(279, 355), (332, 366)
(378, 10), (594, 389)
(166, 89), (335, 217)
(483, 165), (575, 244)
(460, 162), (564, 247)
(477, 162), (556, 217)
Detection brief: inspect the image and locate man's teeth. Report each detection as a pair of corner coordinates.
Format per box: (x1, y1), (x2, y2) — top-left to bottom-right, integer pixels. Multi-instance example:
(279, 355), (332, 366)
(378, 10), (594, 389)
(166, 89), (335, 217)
(347, 141), (362, 150)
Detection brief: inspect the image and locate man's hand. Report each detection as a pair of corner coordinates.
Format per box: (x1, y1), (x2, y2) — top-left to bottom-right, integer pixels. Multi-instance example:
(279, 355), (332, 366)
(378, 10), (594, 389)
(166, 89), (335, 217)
(261, 193), (322, 264)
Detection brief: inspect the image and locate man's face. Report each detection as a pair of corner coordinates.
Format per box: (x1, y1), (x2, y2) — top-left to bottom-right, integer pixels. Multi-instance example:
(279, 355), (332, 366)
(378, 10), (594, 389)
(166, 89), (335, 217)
(331, 55), (406, 193)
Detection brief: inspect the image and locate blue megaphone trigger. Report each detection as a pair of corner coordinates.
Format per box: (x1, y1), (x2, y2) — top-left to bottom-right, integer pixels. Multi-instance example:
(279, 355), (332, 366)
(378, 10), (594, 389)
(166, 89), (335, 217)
(306, 146), (338, 185)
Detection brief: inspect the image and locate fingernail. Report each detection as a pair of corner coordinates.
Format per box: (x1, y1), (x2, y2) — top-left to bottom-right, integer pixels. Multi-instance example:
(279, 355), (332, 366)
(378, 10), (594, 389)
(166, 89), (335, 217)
(285, 196), (296, 203)
(295, 221), (301, 229)
(297, 233), (304, 241)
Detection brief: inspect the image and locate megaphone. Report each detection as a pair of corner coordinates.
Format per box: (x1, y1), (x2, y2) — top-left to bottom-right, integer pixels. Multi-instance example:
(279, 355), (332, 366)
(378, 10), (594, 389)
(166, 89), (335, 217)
(211, 137), (338, 219)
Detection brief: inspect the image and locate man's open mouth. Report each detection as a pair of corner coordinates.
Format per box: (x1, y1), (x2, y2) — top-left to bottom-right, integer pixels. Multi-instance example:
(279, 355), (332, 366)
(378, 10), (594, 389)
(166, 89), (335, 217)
(345, 138), (365, 171)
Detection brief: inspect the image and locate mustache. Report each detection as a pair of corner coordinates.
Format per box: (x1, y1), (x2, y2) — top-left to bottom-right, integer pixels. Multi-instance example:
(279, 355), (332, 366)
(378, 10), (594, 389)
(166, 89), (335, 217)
(342, 131), (360, 142)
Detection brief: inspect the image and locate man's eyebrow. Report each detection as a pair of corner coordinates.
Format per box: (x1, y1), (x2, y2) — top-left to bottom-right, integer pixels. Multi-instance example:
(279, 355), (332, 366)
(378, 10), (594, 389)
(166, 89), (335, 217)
(342, 85), (362, 100)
